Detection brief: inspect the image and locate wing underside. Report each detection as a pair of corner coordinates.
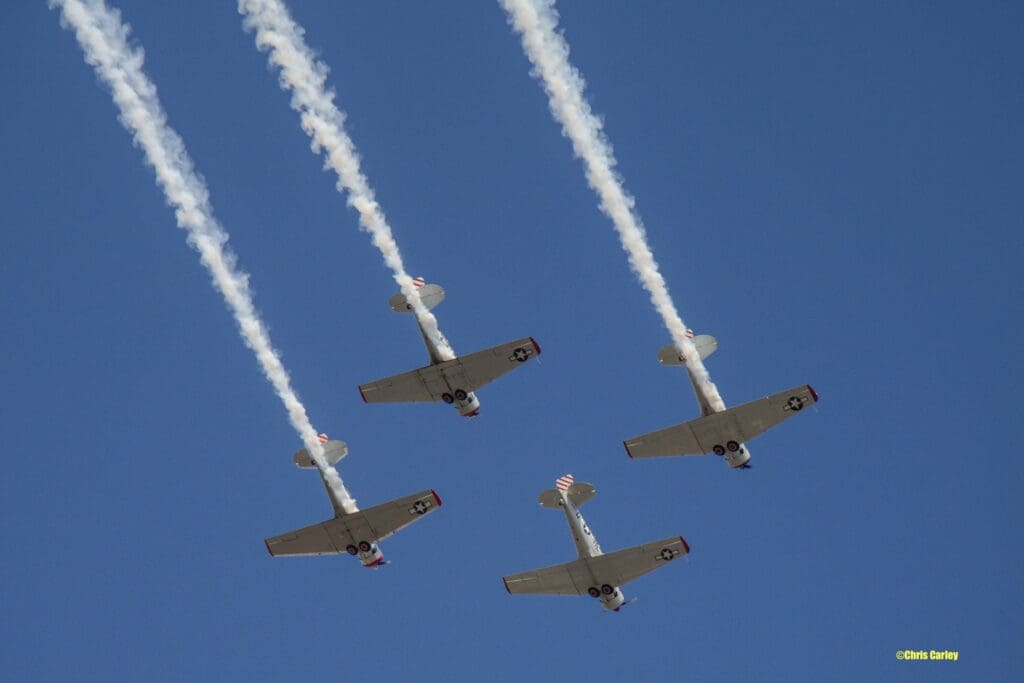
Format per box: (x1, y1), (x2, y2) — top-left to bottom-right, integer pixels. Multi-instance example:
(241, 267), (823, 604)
(265, 489), (442, 557)
(625, 384), (817, 458)
(503, 535), (689, 595)
(358, 337), (540, 404)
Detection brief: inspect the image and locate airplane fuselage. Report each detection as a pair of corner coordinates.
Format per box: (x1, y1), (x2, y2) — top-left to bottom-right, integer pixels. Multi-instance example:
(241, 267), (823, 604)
(415, 318), (480, 417)
(314, 462), (385, 568)
(558, 490), (626, 611)
(684, 364), (752, 469)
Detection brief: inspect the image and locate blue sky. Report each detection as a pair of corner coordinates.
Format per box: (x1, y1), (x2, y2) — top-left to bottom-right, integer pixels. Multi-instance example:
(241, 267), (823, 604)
(2, 1), (1021, 680)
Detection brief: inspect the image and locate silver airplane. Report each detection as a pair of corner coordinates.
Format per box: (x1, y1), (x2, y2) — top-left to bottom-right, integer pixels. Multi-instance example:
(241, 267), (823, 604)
(503, 475), (690, 611)
(623, 331), (818, 468)
(265, 434), (442, 568)
(358, 277), (541, 417)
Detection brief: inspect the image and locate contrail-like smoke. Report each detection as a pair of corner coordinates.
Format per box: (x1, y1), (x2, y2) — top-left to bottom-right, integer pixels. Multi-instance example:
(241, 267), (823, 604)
(501, 0), (726, 411)
(238, 0), (455, 362)
(52, 0), (357, 512)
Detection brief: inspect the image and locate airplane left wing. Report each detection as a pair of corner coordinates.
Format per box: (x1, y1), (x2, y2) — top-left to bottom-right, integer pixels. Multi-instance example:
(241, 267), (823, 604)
(358, 337), (540, 404)
(358, 368), (436, 404)
(503, 559), (589, 596)
(503, 536), (689, 595)
(265, 521), (339, 557)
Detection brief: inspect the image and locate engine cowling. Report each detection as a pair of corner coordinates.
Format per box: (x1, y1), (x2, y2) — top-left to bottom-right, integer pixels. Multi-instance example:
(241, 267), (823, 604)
(601, 587), (626, 612)
(455, 391), (480, 417)
(724, 442), (752, 469)
(358, 542), (385, 568)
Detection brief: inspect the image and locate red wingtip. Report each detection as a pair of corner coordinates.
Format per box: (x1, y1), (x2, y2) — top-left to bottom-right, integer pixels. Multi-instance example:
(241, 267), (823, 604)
(808, 384), (819, 403)
(503, 577), (511, 594)
(358, 385), (368, 403)
(529, 336), (542, 356)
(431, 489), (443, 507)
(264, 539), (274, 557)
(678, 535), (691, 554)
(624, 441), (634, 458)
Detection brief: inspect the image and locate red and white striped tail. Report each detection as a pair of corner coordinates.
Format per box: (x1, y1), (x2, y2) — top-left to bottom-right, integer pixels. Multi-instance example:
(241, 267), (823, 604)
(412, 276), (426, 288)
(317, 433), (329, 444)
(555, 474), (574, 492)
(685, 329), (695, 339)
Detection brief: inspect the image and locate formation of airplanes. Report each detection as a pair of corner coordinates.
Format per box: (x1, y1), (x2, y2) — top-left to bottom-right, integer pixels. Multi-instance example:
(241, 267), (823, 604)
(267, 278), (818, 611)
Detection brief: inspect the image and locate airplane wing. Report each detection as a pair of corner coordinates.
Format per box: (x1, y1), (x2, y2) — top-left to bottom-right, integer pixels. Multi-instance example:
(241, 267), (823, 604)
(265, 489), (442, 557)
(503, 558), (590, 596)
(355, 489), (443, 542)
(624, 384), (818, 458)
(358, 367), (436, 403)
(503, 535), (689, 595)
(585, 536), (689, 586)
(265, 520), (340, 557)
(358, 337), (540, 404)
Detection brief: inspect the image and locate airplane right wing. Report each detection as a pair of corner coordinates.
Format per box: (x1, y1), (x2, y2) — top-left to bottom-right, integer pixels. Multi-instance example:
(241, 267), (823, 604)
(503, 536), (689, 595)
(584, 535), (690, 586)
(354, 489), (443, 542)
(624, 384), (818, 458)
(265, 489), (442, 557)
(358, 337), (540, 403)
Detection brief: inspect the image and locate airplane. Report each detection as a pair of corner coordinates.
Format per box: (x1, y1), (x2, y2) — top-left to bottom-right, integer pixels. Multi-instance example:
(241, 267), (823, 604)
(265, 434), (442, 568)
(623, 330), (818, 468)
(502, 475), (690, 612)
(358, 277), (540, 417)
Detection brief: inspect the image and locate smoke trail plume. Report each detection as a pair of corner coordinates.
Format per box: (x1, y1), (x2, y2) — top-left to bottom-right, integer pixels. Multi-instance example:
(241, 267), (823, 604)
(52, 0), (357, 512)
(501, 0), (726, 411)
(238, 0), (455, 361)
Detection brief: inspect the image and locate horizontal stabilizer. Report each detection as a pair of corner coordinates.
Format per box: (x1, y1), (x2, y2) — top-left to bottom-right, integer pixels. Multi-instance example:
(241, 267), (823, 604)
(625, 384), (818, 458)
(293, 439), (348, 469)
(389, 283), (445, 313)
(266, 488), (442, 557)
(657, 334), (717, 366)
(538, 482), (596, 509)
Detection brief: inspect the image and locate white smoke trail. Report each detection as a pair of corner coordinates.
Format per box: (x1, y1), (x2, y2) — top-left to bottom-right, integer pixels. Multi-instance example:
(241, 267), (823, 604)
(501, 0), (726, 412)
(238, 0), (455, 362)
(52, 0), (357, 512)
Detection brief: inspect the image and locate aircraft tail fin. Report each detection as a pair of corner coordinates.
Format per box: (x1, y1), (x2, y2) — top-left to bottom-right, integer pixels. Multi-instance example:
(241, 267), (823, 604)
(388, 278), (445, 313)
(657, 332), (717, 366)
(293, 434), (348, 469)
(538, 475), (597, 509)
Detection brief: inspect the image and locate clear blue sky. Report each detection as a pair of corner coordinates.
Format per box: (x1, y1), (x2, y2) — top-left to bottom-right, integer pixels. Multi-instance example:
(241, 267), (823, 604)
(2, 1), (1021, 681)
